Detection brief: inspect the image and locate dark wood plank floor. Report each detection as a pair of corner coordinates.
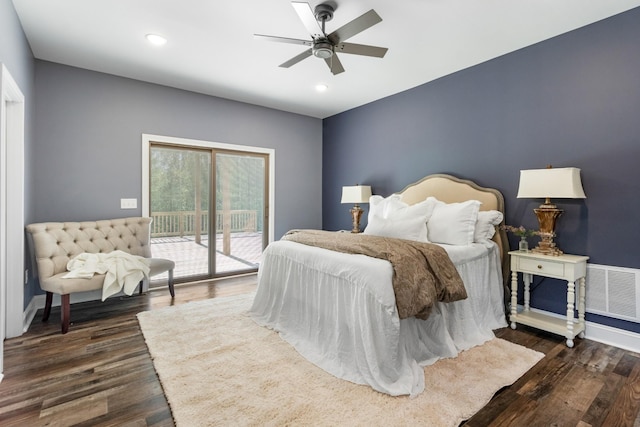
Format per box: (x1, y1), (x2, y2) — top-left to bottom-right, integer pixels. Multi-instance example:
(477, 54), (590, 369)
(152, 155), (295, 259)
(467, 326), (640, 427)
(1, 274), (639, 426)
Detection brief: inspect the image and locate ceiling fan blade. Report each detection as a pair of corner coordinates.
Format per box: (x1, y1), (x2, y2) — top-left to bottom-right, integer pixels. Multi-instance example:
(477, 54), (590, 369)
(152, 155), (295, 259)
(325, 54), (345, 75)
(279, 49), (313, 68)
(292, 2), (324, 38)
(327, 9), (382, 44)
(254, 34), (313, 46)
(336, 42), (388, 58)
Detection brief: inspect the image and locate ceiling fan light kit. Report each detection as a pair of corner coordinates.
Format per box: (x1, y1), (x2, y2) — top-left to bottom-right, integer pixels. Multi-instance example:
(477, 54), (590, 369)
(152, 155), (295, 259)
(312, 41), (334, 58)
(254, 1), (388, 75)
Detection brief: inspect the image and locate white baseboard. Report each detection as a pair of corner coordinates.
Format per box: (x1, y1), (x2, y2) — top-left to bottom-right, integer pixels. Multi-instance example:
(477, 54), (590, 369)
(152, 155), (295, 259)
(28, 280), (172, 310)
(22, 297), (38, 333)
(30, 289), (107, 311)
(517, 305), (640, 353)
(30, 293), (46, 310)
(583, 321), (640, 353)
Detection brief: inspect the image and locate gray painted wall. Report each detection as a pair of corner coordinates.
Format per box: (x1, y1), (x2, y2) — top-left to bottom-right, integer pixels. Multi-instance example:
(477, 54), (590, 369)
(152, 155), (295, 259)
(33, 61), (322, 232)
(0, 0), (34, 101)
(1, 0), (36, 308)
(32, 60), (322, 296)
(322, 8), (640, 332)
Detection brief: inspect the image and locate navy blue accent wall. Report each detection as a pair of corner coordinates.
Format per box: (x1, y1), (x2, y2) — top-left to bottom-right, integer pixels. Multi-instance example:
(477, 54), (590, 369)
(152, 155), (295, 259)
(323, 8), (640, 331)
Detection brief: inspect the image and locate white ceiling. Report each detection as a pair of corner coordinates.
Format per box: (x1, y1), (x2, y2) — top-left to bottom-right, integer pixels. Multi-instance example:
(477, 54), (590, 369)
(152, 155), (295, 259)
(11, 0), (640, 119)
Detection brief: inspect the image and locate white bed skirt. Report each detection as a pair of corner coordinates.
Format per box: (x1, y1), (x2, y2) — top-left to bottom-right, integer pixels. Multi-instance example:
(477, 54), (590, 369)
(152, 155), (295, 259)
(249, 240), (507, 397)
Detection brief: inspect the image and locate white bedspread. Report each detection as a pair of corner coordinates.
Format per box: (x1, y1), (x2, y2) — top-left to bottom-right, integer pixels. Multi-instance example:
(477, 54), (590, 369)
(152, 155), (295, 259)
(64, 250), (150, 300)
(249, 240), (506, 397)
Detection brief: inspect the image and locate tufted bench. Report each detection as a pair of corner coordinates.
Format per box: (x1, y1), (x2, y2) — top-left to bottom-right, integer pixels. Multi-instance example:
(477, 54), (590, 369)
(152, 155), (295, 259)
(26, 217), (175, 334)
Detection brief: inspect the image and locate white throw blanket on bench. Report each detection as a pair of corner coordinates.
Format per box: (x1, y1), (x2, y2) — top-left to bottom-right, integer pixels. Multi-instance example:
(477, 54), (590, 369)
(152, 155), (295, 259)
(63, 250), (151, 300)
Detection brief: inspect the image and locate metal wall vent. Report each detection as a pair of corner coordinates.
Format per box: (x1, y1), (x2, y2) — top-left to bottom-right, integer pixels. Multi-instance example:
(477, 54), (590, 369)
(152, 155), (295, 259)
(586, 264), (639, 322)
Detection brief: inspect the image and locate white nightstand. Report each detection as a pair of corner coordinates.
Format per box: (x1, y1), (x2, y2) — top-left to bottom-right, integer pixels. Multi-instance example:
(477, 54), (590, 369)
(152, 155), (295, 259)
(509, 250), (589, 348)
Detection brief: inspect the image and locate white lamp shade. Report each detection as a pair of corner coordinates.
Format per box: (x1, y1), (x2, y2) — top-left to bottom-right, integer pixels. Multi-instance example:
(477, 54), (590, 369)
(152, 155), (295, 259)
(516, 167), (586, 199)
(341, 185), (372, 204)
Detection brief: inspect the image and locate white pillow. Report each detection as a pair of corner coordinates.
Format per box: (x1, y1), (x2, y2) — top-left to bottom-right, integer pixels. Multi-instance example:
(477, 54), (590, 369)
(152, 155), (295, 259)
(474, 210), (504, 242)
(364, 197), (436, 242)
(426, 197), (481, 245)
(368, 194), (405, 220)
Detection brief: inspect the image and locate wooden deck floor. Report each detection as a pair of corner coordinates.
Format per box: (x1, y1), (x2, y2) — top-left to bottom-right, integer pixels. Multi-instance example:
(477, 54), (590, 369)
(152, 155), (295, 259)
(149, 232), (263, 281)
(1, 276), (640, 426)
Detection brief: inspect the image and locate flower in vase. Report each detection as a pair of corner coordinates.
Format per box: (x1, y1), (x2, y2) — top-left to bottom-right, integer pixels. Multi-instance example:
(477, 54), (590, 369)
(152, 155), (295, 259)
(500, 225), (539, 238)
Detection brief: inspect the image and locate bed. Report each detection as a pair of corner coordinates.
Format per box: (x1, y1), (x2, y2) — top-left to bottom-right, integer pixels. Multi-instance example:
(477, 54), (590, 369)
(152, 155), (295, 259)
(249, 174), (510, 397)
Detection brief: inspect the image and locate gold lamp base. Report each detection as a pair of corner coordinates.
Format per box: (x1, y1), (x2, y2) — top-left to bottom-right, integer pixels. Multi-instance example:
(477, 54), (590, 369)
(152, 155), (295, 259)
(532, 202), (563, 256)
(350, 205), (364, 233)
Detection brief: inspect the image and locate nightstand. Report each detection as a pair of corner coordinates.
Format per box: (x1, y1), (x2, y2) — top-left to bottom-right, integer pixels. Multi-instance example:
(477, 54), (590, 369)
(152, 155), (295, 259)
(509, 250), (589, 347)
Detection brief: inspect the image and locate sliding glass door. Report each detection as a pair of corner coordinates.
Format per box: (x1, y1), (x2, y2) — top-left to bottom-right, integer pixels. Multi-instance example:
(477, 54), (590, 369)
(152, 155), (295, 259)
(215, 152), (266, 274)
(149, 143), (268, 284)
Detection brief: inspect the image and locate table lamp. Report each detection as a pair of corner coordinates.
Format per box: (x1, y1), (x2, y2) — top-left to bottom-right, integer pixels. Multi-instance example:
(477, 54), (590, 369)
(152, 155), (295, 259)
(516, 166), (586, 256)
(341, 185), (372, 233)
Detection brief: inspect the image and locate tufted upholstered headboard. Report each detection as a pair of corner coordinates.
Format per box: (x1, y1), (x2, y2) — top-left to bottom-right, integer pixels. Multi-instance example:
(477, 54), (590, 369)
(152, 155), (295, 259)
(26, 217), (154, 282)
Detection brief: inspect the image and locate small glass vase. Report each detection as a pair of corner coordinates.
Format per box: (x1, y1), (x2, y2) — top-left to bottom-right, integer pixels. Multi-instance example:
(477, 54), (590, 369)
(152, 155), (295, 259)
(519, 236), (529, 252)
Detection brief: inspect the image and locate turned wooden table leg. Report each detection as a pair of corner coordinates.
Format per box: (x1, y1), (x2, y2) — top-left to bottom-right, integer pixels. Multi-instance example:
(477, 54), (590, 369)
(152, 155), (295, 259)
(523, 273), (531, 311)
(578, 276), (586, 339)
(510, 270), (518, 329)
(566, 280), (575, 348)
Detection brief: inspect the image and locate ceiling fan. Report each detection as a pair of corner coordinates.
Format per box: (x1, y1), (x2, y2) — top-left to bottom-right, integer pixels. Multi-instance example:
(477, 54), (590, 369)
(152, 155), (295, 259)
(254, 1), (388, 75)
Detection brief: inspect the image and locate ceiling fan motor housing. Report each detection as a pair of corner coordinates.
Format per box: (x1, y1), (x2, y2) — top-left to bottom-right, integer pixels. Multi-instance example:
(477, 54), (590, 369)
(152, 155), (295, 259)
(313, 40), (334, 58)
(312, 4), (335, 58)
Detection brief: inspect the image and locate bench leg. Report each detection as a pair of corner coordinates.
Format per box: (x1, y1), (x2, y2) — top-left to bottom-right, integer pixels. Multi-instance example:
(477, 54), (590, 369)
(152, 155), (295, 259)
(139, 277), (149, 295)
(42, 292), (53, 322)
(168, 269), (175, 298)
(61, 294), (70, 334)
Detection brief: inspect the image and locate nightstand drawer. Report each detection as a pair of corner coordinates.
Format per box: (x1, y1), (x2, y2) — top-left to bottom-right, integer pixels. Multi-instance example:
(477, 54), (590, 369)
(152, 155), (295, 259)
(519, 257), (565, 277)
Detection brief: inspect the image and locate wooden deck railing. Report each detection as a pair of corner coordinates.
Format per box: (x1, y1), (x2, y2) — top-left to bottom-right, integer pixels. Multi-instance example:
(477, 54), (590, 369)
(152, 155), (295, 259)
(151, 210), (258, 237)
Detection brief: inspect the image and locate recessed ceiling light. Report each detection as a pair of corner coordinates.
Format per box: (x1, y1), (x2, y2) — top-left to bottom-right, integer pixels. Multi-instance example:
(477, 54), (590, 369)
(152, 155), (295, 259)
(315, 84), (328, 92)
(146, 34), (167, 46)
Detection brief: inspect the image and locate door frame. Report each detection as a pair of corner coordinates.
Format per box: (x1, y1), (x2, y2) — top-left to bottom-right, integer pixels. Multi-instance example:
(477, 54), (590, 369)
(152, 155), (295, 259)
(1, 64), (26, 382)
(141, 134), (275, 277)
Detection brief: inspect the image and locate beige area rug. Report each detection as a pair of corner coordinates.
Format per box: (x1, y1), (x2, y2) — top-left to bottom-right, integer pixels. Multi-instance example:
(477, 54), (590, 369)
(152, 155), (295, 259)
(137, 293), (544, 427)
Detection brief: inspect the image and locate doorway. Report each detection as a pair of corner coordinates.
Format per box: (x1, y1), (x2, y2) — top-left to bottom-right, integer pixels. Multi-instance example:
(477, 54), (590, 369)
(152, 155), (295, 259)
(1, 64), (26, 382)
(143, 135), (273, 285)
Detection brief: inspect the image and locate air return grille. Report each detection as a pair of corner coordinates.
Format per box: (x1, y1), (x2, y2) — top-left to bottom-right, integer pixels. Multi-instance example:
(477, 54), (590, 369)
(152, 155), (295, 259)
(586, 264), (640, 322)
